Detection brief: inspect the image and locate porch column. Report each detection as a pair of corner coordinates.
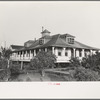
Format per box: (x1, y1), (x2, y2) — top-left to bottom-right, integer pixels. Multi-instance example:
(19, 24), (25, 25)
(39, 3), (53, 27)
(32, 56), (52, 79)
(34, 49), (36, 56)
(73, 48), (76, 57)
(21, 61), (23, 70)
(68, 48), (71, 57)
(62, 48), (65, 56)
(30, 50), (32, 59)
(82, 49), (85, 57)
(45, 48), (47, 52)
(52, 47), (55, 54)
(19, 52), (21, 59)
(55, 48), (58, 56)
(22, 51), (24, 59)
(90, 50), (93, 55)
(39, 49), (41, 52)
(76, 49), (79, 57)
(26, 51), (27, 57)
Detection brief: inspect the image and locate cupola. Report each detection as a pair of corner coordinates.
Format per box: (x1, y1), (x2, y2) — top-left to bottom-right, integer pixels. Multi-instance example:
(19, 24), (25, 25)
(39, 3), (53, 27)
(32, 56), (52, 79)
(41, 27), (51, 37)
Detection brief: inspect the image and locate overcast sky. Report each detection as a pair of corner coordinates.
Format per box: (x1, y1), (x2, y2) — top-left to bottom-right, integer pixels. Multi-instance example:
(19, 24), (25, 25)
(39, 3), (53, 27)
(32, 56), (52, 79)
(0, 1), (100, 48)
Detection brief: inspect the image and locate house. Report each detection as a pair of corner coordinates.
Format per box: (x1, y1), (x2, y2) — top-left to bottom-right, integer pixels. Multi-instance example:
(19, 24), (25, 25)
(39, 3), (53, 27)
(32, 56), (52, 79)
(10, 29), (99, 67)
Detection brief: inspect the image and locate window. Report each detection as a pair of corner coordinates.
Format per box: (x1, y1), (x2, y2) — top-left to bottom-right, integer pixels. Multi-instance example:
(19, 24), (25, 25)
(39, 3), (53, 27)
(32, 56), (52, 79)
(68, 38), (74, 44)
(79, 51), (82, 57)
(65, 52), (68, 56)
(58, 51), (61, 56)
(39, 39), (44, 45)
(85, 52), (87, 57)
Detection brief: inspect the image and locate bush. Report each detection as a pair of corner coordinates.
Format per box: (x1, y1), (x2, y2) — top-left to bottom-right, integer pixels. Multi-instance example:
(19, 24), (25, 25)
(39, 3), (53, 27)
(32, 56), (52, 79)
(0, 69), (11, 81)
(69, 57), (81, 68)
(81, 52), (100, 74)
(9, 63), (21, 76)
(0, 58), (8, 69)
(73, 67), (99, 81)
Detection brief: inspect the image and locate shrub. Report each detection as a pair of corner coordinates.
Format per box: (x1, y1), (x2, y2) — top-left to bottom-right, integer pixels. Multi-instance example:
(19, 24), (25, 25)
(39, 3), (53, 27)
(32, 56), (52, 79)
(69, 57), (81, 68)
(30, 51), (56, 76)
(9, 63), (21, 76)
(81, 52), (100, 74)
(0, 69), (11, 81)
(26, 77), (32, 81)
(73, 67), (99, 81)
(0, 58), (8, 69)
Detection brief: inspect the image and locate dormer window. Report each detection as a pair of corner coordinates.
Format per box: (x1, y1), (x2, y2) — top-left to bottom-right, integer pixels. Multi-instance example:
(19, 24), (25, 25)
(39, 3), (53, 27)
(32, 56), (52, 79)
(68, 38), (74, 44)
(39, 39), (44, 45)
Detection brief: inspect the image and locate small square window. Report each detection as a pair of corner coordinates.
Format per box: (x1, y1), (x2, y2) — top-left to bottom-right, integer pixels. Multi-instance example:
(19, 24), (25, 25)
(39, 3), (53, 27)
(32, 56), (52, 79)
(58, 52), (61, 56)
(79, 51), (82, 57)
(65, 52), (68, 56)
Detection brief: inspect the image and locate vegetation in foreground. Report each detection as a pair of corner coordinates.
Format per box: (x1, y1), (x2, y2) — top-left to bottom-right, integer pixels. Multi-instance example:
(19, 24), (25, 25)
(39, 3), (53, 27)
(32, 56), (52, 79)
(0, 47), (100, 81)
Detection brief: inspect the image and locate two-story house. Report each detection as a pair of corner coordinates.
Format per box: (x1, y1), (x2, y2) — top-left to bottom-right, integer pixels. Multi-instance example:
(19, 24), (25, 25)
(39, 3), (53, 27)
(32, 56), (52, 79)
(10, 29), (99, 68)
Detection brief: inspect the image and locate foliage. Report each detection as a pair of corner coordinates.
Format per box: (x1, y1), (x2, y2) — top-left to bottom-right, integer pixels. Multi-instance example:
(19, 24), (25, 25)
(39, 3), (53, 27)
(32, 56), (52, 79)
(0, 58), (8, 69)
(0, 69), (11, 81)
(1, 47), (11, 59)
(30, 51), (56, 70)
(30, 51), (56, 76)
(81, 52), (100, 73)
(73, 67), (99, 81)
(9, 63), (21, 76)
(69, 57), (81, 67)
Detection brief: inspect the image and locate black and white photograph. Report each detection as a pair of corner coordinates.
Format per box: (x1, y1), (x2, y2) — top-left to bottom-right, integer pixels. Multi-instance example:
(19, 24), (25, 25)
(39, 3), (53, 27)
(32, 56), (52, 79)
(0, 1), (100, 83)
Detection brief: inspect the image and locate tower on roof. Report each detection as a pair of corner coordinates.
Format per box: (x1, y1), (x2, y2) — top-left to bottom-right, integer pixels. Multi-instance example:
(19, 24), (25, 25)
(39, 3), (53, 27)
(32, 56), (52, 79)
(41, 28), (51, 37)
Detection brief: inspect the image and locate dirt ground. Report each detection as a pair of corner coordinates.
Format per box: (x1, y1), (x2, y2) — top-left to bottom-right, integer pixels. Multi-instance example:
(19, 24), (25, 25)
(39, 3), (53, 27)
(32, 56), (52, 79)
(11, 72), (65, 82)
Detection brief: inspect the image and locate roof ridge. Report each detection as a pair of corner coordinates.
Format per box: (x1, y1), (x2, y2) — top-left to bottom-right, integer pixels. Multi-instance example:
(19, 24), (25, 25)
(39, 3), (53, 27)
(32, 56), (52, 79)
(52, 34), (60, 44)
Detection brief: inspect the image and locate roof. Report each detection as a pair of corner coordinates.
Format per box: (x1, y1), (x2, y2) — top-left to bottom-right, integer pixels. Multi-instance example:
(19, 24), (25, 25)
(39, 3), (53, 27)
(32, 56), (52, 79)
(12, 33), (99, 52)
(73, 41), (100, 50)
(25, 40), (35, 43)
(10, 45), (24, 50)
(41, 29), (51, 34)
(41, 34), (72, 48)
(60, 33), (75, 38)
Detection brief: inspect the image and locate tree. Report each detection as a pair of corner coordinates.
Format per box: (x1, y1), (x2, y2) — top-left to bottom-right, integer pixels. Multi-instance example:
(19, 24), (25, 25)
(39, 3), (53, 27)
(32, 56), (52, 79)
(0, 47), (12, 68)
(30, 50), (56, 76)
(69, 57), (82, 68)
(73, 67), (99, 81)
(81, 52), (100, 73)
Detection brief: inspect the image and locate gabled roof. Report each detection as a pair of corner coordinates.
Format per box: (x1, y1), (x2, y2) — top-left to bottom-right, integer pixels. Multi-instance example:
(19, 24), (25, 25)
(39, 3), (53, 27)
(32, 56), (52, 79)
(41, 29), (51, 33)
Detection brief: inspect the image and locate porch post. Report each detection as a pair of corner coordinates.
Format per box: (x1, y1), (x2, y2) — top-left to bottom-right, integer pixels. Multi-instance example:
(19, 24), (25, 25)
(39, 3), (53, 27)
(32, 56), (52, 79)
(55, 48), (58, 56)
(19, 52), (21, 59)
(73, 48), (76, 57)
(45, 48), (47, 52)
(30, 50), (32, 59)
(90, 50), (93, 55)
(52, 47), (55, 54)
(39, 49), (41, 52)
(68, 48), (71, 57)
(21, 61), (23, 70)
(34, 49), (36, 56)
(82, 49), (85, 57)
(76, 49), (79, 57)
(62, 48), (65, 56)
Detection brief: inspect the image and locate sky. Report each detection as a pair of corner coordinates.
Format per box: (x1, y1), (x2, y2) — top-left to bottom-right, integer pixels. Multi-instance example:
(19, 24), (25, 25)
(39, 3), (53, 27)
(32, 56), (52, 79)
(0, 1), (100, 48)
